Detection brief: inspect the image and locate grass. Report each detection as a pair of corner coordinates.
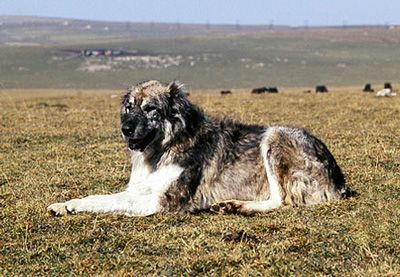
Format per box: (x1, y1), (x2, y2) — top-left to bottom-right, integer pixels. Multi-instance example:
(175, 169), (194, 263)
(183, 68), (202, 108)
(0, 87), (399, 275)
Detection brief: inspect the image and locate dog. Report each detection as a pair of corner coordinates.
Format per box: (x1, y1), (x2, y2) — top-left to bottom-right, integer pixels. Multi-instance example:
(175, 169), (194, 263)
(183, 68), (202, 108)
(48, 80), (351, 216)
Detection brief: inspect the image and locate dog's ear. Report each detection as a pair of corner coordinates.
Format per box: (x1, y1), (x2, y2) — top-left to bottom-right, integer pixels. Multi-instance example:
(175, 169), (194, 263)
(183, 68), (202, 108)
(121, 90), (131, 106)
(167, 80), (187, 97)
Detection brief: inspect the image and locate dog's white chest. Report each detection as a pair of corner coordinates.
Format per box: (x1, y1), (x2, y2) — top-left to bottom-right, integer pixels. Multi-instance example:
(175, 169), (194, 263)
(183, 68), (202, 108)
(127, 152), (184, 195)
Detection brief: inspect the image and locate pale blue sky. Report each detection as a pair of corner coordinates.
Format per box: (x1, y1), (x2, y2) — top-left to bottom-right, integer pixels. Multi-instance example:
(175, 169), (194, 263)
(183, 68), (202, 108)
(0, 0), (398, 26)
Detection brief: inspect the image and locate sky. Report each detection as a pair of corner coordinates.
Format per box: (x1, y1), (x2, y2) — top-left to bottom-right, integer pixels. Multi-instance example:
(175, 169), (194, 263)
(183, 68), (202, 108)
(0, 0), (399, 26)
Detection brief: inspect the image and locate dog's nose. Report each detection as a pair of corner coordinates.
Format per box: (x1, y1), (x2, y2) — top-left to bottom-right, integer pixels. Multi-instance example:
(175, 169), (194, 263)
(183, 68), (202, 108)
(121, 125), (134, 137)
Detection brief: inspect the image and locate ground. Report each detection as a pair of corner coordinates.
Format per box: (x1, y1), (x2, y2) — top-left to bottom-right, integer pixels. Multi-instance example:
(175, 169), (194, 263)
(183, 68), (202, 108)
(0, 88), (399, 275)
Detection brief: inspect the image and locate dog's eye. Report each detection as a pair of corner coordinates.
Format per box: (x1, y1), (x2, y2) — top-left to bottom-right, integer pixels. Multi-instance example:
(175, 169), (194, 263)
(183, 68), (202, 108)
(143, 105), (157, 113)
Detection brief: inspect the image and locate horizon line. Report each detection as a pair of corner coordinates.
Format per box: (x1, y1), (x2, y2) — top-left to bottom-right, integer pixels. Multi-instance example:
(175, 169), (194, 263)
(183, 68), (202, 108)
(1, 14), (399, 29)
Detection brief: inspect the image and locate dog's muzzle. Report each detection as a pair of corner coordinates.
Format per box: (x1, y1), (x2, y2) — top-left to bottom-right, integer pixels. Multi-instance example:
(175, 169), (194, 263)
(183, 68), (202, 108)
(122, 125), (157, 152)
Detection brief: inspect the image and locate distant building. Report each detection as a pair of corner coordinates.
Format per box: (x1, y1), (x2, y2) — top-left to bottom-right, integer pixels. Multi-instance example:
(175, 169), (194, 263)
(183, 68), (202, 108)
(81, 48), (128, 57)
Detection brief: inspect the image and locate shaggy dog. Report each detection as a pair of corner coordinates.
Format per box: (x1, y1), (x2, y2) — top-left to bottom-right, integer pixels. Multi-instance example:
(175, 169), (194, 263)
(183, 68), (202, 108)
(48, 80), (351, 216)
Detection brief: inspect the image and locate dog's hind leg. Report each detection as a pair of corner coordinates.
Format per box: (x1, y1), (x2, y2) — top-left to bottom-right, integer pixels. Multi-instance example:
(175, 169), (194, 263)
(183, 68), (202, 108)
(211, 126), (348, 215)
(210, 134), (282, 215)
(211, 127), (282, 215)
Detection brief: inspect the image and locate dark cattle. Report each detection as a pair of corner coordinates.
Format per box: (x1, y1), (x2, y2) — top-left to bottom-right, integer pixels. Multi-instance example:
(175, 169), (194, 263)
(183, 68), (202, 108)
(316, 85), (328, 93)
(363, 83), (374, 92)
(251, 87), (267, 94)
(384, 82), (392, 91)
(220, 90), (232, 95)
(267, 87), (279, 93)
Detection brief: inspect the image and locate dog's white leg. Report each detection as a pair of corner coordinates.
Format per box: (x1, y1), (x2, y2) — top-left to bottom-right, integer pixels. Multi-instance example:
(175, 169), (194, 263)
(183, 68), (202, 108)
(211, 129), (283, 215)
(210, 199), (282, 215)
(210, 164), (283, 215)
(210, 163), (283, 215)
(47, 191), (161, 217)
(48, 164), (184, 217)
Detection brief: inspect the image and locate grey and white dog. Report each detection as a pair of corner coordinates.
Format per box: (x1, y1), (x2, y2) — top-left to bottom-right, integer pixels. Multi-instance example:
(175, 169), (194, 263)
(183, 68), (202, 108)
(48, 80), (351, 216)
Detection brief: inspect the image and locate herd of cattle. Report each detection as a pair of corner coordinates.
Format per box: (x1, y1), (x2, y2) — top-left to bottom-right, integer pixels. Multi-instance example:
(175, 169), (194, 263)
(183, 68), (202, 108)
(251, 87), (279, 94)
(219, 82), (397, 97)
(363, 82), (397, 97)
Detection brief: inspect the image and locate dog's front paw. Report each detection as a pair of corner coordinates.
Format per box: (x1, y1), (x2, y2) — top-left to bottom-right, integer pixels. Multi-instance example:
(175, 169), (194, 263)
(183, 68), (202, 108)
(47, 200), (79, 216)
(47, 202), (69, 216)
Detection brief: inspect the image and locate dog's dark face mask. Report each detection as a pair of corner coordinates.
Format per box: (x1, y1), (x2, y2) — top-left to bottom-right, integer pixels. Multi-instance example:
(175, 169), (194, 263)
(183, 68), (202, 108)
(120, 97), (164, 152)
(120, 80), (195, 152)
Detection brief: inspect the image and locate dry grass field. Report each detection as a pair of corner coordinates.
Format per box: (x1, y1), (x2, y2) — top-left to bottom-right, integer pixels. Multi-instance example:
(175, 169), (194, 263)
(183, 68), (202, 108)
(1, 87), (399, 275)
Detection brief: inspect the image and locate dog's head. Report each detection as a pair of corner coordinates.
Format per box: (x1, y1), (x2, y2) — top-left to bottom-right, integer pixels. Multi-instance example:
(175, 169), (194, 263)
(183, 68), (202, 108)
(120, 80), (194, 152)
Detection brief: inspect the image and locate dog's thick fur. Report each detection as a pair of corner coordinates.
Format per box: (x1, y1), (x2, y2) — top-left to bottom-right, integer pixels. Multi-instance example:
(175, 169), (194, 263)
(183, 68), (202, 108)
(48, 80), (350, 216)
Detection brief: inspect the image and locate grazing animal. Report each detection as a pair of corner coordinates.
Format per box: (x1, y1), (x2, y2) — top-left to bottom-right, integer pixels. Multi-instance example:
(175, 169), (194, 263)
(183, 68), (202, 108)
(220, 90), (232, 95)
(376, 88), (397, 97)
(251, 87), (267, 94)
(267, 87), (279, 93)
(384, 82), (392, 91)
(363, 83), (374, 92)
(316, 85), (328, 93)
(48, 80), (351, 217)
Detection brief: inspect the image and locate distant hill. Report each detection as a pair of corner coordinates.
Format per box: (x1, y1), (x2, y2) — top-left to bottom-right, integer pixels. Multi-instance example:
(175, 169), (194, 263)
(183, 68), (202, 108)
(1, 15), (398, 45)
(0, 15), (293, 45)
(1, 15), (400, 89)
